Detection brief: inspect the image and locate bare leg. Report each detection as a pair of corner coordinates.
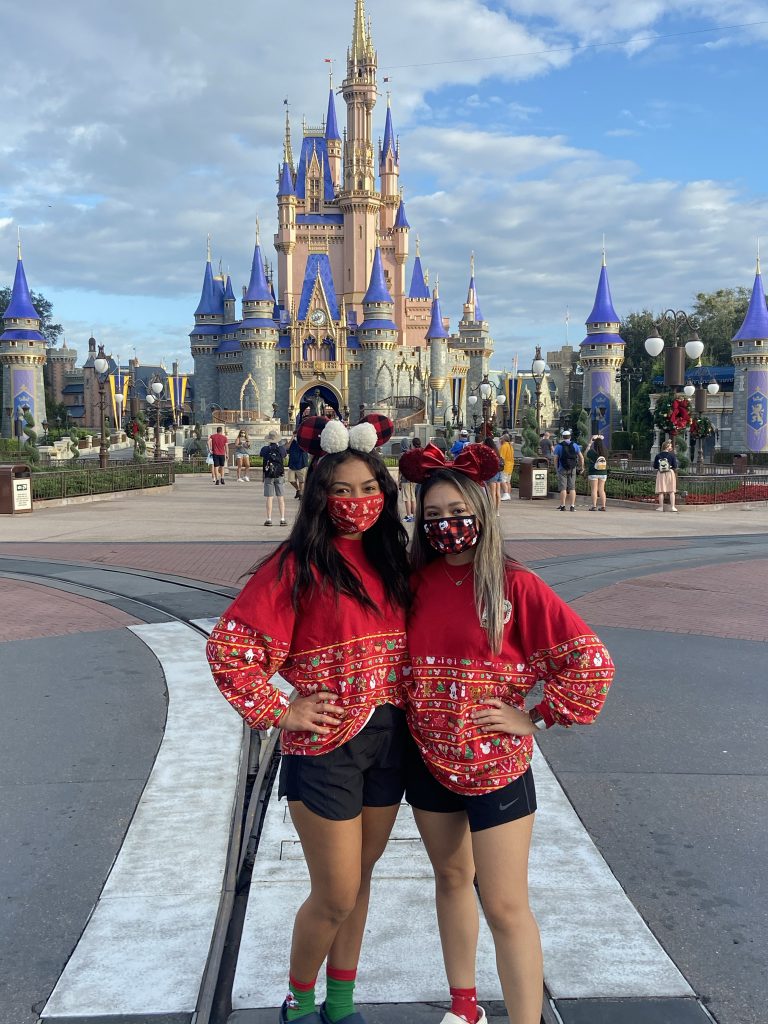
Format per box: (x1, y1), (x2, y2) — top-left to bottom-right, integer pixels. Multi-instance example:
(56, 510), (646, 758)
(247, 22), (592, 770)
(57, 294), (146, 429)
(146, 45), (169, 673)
(265, 496), (273, 521)
(278, 495), (286, 521)
(598, 478), (606, 509)
(590, 479), (598, 508)
(287, 804), (363, 982)
(473, 814), (543, 1024)
(413, 808), (479, 989)
(327, 804), (400, 969)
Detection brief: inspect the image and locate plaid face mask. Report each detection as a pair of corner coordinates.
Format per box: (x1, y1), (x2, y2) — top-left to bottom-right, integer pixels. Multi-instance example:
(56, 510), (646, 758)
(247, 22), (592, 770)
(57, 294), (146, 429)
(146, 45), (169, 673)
(423, 515), (479, 554)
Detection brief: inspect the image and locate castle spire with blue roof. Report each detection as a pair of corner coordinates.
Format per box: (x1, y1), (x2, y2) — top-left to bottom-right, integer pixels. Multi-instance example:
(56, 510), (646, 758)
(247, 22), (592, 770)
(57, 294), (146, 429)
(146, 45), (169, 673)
(731, 247), (768, 453)
(380, 94), (400, 227)
(1, 232), (48, 438)
(408, 236), (430, 300)
(579, 246), (625, 445)
(325, 76), (342, 191)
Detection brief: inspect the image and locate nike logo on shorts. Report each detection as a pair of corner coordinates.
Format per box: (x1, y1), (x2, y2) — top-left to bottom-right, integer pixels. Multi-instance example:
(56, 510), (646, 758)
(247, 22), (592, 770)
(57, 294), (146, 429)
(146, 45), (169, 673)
(499, 796), (520, 811)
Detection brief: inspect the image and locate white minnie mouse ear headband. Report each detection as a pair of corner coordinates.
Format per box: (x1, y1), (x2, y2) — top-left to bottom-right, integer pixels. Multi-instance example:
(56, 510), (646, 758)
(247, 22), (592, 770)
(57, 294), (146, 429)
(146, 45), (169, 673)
(296, 414), (394, 456)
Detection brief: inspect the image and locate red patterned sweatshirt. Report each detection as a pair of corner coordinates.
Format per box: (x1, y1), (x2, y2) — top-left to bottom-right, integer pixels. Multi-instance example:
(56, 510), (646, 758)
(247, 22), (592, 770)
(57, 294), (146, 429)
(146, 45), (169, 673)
(406, 560), (614, 795)
(206, 536), (408, 756)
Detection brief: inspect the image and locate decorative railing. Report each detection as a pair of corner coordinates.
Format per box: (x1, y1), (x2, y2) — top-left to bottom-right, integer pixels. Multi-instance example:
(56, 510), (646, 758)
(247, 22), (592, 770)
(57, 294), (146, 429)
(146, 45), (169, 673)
(31, 463), (175, 501)
(298, 360), (343, 374)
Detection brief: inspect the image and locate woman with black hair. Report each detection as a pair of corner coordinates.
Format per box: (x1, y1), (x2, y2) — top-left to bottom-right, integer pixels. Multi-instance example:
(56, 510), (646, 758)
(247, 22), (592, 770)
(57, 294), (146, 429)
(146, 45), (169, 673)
(585, 434), (609, 511)
(207, 416), (410, 1024)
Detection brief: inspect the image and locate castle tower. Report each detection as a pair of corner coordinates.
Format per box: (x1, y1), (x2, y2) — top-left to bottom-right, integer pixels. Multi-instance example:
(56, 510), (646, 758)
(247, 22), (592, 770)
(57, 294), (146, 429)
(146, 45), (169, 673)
(392, 197), (410, 341)
(241, 221), (279, 421)
(325, 83), (342, 191)
(45, 339), (77, 410)
(359, 246), (398, 412)
(379, 96), (400, 232)
(339, 0), (381, 307)
(731, 252), (768, 453)
(579, 250), (625, 443)
(275, 111), (297, 311)
(427, 278), (450, 425)
(458, 253), (493, 401)
(0, 237), (48, 439)
(189, 239), (224, 420)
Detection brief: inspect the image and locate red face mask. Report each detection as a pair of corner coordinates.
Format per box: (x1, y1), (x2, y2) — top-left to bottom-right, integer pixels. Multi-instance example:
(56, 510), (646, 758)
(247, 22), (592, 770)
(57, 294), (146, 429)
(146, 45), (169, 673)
(423, 515), (479, 554)
(327, 492), (385, 534)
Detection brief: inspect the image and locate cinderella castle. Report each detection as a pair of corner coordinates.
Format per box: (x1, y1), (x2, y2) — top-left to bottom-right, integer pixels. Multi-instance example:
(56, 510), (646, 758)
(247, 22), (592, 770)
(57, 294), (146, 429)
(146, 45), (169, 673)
(190, 0), (492, 429)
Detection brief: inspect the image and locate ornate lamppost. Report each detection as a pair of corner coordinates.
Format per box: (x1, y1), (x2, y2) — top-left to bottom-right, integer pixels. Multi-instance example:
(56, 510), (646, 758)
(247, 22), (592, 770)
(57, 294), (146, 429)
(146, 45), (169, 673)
(145, 380), (164, 460)
(93, 345), (110, 469)
(614, 365), (644, 430)
(530, 346), (546, 433)
(644, 311), (703, 388)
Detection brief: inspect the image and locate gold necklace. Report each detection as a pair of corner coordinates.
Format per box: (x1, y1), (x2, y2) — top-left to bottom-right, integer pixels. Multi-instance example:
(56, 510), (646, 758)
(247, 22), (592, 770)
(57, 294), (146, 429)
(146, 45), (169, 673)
(443, 561), (474, 587)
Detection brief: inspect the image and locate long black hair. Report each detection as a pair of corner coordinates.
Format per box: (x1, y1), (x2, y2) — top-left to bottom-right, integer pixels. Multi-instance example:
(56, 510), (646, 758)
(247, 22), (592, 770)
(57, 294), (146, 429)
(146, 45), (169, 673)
(250, 449), (410, 613)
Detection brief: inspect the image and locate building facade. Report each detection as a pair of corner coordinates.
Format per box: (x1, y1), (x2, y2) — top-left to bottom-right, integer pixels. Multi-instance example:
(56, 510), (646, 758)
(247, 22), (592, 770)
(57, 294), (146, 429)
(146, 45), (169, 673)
(731, 256), (768, 453)
(0, 242), (48, 439)
(579, 254), (625, 445)
(190, 0), (493, 428)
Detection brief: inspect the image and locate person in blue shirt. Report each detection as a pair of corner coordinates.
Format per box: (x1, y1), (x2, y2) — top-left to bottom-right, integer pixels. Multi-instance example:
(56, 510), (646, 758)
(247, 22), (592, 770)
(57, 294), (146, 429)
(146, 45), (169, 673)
(553, 429), (584, 511)
(450, 428), (470, 458)
(287, 430), (309, 500)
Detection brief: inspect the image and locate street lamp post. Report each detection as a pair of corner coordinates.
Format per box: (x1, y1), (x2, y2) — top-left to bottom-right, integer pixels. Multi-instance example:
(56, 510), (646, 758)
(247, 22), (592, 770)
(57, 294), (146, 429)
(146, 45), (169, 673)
(644, 310), (702, 389)
(145, 380), (164, 460)
(530, 346), (546, 434)
(479, 376), (492, 436)
(615, 366), (643, 430)
(93, 345), (110, 469)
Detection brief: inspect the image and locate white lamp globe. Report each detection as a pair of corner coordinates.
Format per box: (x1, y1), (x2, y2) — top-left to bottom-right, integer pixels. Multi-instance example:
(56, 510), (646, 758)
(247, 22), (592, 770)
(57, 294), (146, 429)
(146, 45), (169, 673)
(644, 337), (664, 358)
(685, 339), (705, 360)
(146, 394), (156, 405)
(479, 381), (492, 400)
(151, 381), (163, 396)
(707, 382), (720, 395)
(115, 393), (124, 404)
(532, 357), (546, 376)
(683, 384), (696, 398)
(496, 394), (506, 405)
(468, 395), (477, 406)
(93, 357), (109, 375)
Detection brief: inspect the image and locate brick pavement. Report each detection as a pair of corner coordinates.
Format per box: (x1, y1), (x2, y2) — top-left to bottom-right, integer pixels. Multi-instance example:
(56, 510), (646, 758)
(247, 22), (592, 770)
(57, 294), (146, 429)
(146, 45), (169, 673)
(0, 578), (141, 643)
(0, 538), (687, 589)
(571, 559), (768, 642)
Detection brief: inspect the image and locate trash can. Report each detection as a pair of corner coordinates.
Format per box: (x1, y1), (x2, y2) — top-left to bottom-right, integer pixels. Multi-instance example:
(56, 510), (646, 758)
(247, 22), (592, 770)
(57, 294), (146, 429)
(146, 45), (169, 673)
(518, 457), (550, 500)
(0, 464), (33, 514)
(733, 454), (748, 474)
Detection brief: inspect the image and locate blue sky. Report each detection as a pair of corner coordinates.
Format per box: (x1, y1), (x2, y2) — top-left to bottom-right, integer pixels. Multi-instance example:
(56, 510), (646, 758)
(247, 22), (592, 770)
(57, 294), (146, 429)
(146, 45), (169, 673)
(1, 0), (767, 375)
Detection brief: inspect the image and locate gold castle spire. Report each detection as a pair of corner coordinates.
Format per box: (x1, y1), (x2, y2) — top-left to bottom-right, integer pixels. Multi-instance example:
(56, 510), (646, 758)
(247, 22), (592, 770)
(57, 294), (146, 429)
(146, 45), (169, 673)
(350, 0), (372, 63)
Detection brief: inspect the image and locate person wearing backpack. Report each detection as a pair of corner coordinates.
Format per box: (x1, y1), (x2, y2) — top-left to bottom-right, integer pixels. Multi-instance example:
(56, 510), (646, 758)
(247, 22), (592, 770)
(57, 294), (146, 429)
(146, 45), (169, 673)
(653, 439), (679, 512)
(585, 435), (609, 511)
(553, 429), (583, 511)
(260, 430), (287, 526)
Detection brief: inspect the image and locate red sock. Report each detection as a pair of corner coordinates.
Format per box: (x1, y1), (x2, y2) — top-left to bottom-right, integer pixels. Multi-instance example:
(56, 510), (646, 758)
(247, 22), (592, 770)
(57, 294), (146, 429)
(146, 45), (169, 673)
(450, 986), (479, 1023)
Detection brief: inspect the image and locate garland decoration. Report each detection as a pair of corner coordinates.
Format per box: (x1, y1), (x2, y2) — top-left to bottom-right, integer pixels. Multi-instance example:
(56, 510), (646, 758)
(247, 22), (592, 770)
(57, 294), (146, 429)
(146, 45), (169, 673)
(690, 414), (715, 440)
(653, 394), (692, 436)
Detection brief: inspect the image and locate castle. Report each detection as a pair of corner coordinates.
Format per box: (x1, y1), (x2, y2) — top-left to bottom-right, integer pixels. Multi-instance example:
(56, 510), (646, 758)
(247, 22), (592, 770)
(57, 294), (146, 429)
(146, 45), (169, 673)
(190, 0), (493, 430)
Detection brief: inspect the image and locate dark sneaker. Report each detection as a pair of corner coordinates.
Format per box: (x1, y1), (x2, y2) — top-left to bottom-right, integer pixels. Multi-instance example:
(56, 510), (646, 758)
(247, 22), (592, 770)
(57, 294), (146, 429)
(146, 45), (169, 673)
(264, 519), (272, 526)
(279, 1001), (323, 1023)
(569, 505), (576, 511)
(557, 505), (566, 511)
(319, 1004), (367, 1024)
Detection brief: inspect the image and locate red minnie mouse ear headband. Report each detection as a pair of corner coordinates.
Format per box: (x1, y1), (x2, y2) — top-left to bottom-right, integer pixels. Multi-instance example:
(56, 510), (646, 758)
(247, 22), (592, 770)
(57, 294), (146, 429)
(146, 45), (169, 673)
(296, 414), (393, 457)
(399, 442), (500, 484)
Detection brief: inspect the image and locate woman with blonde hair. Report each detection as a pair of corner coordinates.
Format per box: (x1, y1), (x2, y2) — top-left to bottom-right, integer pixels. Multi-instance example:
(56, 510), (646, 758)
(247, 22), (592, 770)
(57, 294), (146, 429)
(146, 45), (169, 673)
(398, 443), (615, 1024)
(235, 429), (251, 482)
(653, 439), (678, 512)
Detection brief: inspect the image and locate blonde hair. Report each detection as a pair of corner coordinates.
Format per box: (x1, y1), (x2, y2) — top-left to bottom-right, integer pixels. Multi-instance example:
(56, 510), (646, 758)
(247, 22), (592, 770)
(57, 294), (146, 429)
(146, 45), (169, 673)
(411, 470), (510, 654)
(662, 440), (673, 451)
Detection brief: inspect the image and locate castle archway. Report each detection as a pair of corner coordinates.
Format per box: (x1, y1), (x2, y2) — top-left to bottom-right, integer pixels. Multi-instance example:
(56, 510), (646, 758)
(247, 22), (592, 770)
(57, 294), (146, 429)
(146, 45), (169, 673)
(297, 381), (342, 420)
(240, 375), (260, 420)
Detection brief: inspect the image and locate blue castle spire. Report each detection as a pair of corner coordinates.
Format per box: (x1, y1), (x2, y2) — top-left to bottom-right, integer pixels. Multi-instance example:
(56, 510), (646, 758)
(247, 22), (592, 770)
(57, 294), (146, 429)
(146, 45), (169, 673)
(278, 160), (295, 196)
(394, 198), (410, 229)
(3, 244), (41, 322)
(194, 239), (219, 316)
(733, 255), (768, 340)
(408, 237), (430, 299)
(245, 221), (273, 302)
(586, 252), (620, 325)
(381, 99), (398, 165)
(426, 282), (449, 339)
(363, 246), (393, 304)
(466, 254), (484, 322)
(224, 275), (236, 301)
(325, 87), (340, 142)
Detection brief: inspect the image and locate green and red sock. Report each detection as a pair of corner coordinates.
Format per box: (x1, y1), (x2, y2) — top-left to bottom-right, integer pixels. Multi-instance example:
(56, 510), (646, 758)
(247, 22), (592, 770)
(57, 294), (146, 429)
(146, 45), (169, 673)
(324, 965), (357, 1022)
(285, 974), (316, 1021)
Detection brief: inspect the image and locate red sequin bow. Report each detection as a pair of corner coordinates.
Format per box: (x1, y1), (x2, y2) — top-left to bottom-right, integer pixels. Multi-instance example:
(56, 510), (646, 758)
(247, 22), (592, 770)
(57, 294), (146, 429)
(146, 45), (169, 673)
(399, 442), (500, 484)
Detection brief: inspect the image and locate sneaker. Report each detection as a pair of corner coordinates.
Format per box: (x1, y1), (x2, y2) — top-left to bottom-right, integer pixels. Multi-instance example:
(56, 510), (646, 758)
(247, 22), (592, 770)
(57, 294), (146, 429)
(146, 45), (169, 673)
(599, 506), (606, 511)
(280, 1001), (323, 1023)
(656, 506), (664, 512)
(220, 479), (225, 485)
(280, 519), (287, 526)
(569, 505), (576, 511)
(588, 506), (597, 511)
(244, 475), (250, 481)
(557, 505), (566, 511)
(501, 493), (511, 501)
(215, 479), (220, 485)
(237, 477), (244, 483)
(404, 515), (414, 523)
(295, 492), (301, 499)
(671, 506), (679, 513)
(264, 519), (272, 526)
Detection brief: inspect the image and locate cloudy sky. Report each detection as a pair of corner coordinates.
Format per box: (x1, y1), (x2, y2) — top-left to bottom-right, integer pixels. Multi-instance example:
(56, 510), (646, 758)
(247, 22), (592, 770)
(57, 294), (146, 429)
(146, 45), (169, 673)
(2, 0), (767, 373)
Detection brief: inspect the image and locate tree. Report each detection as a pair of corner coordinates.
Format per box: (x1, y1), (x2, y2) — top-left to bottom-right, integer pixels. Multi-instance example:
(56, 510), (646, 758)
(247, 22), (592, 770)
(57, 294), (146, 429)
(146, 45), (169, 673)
(520, 409), (538, 457)
(575, 408), (591, 448)
(692, 288), (748, 367)
(0, 287), (63, 345)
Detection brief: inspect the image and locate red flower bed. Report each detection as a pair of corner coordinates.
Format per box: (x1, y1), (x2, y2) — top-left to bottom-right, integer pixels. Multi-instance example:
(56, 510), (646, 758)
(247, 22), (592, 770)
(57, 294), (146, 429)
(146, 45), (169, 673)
(686, 484), (768, 504)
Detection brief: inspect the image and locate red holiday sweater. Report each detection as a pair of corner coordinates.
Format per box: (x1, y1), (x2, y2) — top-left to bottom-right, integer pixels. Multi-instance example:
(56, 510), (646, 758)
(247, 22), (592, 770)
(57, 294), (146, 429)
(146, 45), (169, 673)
(406, 560), (614, 795)
(206, 536), (408, 755)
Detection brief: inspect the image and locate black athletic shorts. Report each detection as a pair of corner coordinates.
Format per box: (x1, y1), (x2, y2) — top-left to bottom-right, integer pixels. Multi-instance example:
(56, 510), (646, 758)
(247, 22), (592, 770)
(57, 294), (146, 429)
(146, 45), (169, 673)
(211, 454), (226, 467)
(405, 738), (536, 833)
(278, 703), (407, 821)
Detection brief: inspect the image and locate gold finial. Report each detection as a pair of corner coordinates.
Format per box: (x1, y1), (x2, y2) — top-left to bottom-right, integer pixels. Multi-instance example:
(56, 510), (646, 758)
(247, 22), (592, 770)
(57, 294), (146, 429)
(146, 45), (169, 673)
(424, 267), (429, 285)
(206, 234), (211, 263)
(601, 234), (606, 267)
(435, 273), (440, 297)
(17, 226), (21, 260)
(387, 90), (391, 107)
(255, 216), (260, 245)
(283, 103), (294, 171)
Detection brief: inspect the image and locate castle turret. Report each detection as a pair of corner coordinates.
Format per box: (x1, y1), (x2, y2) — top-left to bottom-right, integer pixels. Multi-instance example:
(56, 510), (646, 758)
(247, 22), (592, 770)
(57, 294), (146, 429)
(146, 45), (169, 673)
(427, 278), (450, 425)
(391, 197), (410, 342)
(458, 253), (493, 402)
(275, 109), (297, 310)
(579, 250), (624, 443)
(189, 239), (224, 421)
(340, 0), (380, 308)
(325, 82), (342, 191)
(223, 274), (237, 324)
(241, 220), (279, 418)
(0, 236), (48, 438)
(379, 96), (400, 231)
(359, 246), (397, 413)
(731, 252), (768, 453)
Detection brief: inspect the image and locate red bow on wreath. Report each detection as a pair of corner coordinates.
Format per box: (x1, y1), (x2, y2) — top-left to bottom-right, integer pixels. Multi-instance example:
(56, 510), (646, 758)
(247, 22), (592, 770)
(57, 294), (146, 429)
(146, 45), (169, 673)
(399, 442), (500, 484)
